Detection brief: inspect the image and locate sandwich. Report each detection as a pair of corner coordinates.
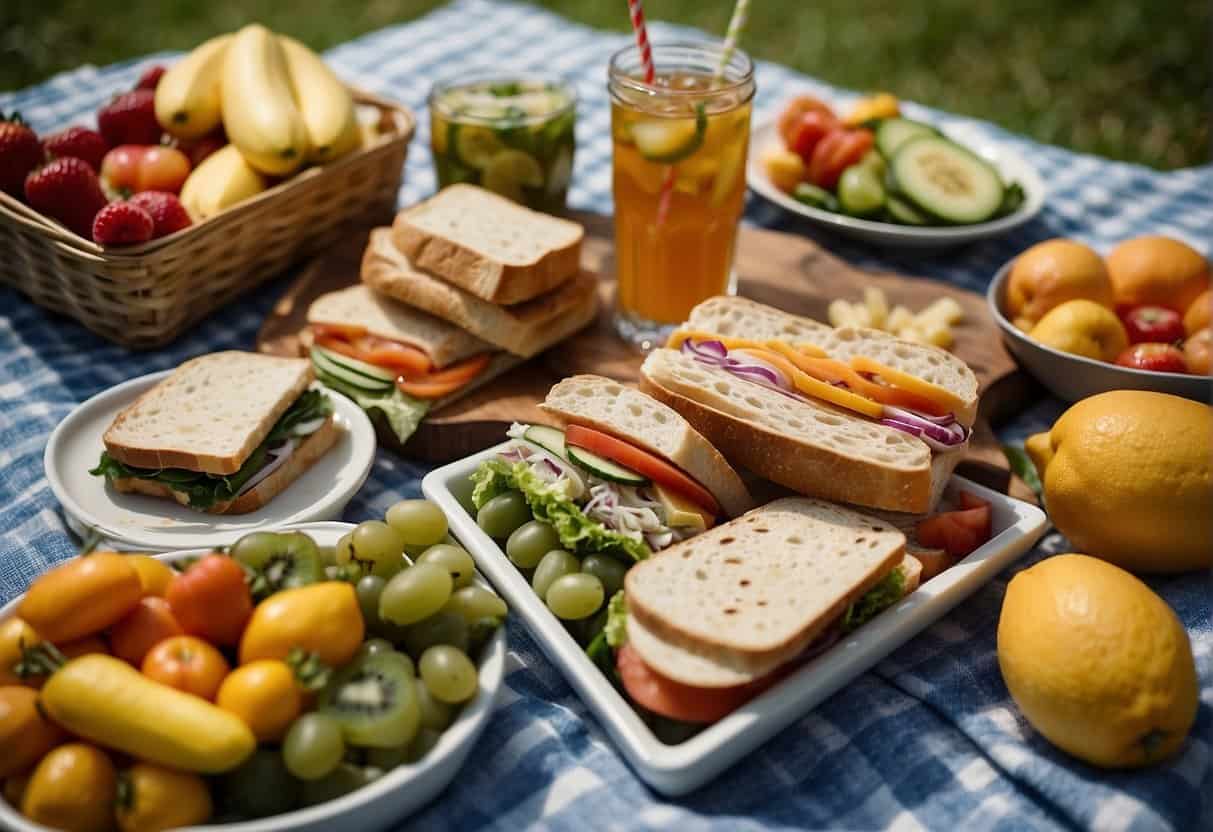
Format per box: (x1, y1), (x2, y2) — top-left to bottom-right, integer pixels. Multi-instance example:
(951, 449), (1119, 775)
(594, 497), (922, 727)
(640, 296), (980, 514)
(90, 351), (338, 514)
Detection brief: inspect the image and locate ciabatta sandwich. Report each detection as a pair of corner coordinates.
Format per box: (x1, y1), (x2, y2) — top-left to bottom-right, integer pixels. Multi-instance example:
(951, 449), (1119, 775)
(90, 352), (338, 515)
(640, 296), (980, 513)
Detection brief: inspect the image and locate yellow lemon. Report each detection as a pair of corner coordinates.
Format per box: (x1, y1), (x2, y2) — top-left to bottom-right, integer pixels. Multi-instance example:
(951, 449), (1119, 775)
(1028, 298), (1127, 361)
(997, 554), (1198, 768)
(1025, 390), (1212, 573)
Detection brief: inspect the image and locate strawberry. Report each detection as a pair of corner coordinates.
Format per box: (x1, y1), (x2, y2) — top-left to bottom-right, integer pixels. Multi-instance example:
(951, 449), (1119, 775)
(92, 201), (153, 246)
(129, 190), (192, 238)
(25, 157), (109, 237)
(0, 112), (44, 198)
(97, 90), (161, 147)
(135, 65), (167, 91)
(42, 126), (107, 171)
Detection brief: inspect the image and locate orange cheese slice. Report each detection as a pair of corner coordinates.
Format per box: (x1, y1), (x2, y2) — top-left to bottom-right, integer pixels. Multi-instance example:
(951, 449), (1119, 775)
(849, 356), (966, 415)
(731, 348), (886, 419)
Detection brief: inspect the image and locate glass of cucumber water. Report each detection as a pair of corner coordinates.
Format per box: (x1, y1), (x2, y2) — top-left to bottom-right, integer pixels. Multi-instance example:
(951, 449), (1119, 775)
(428, 74), (576, 212)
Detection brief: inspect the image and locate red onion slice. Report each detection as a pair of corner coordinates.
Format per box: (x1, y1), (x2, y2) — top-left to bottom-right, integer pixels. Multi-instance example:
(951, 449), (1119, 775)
(238, 441), (295, 496)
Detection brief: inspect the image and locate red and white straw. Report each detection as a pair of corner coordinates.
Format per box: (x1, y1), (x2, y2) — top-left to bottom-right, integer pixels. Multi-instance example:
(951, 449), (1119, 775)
(627, 0), (656, 83)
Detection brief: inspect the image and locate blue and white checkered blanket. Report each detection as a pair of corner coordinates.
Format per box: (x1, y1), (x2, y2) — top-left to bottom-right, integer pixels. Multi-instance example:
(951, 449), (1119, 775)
(1, 1), (1209, 829)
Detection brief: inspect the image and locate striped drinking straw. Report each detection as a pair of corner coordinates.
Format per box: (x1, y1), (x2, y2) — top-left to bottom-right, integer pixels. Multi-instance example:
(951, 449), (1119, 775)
(716, 0), (751, 81)
(626, 0), (656, 83)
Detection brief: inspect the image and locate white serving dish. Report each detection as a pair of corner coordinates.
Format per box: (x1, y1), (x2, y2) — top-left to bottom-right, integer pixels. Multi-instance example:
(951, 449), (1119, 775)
(44, 371), (378, 551)
(423, 443), (1048, 795)
(0, 521), (506, 832)
(987, 259), (1211, 403)
(747, 118), (1045, 247)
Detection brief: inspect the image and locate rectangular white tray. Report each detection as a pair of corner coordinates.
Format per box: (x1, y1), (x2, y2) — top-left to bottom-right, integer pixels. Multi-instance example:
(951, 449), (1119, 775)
(422, 443), (1047, 796)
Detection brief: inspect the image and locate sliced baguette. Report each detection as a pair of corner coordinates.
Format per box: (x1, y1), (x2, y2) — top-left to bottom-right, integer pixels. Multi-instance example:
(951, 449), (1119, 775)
(625, 497), (906, 687)
(641, 347), (958, 513)
(110, 415), (340, 515)
(360, 227), (599, 358)
(540, 374), (753, 518)
(391, 184), (583, 305)
(103, 352), (314, 476)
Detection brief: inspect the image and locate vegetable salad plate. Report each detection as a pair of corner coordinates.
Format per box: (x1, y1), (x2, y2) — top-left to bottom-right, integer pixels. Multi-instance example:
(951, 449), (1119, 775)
(423, 443), (1047, 795)
(44, 372), (376, 551)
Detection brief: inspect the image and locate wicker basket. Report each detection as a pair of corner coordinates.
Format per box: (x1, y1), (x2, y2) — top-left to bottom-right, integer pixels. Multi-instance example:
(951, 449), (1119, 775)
(0, 90), (414, 349)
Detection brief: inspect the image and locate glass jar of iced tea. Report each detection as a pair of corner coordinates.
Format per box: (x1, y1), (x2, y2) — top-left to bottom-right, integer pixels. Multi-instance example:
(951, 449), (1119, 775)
(608, 42), (755, 348)
(429, 73), (576, 212)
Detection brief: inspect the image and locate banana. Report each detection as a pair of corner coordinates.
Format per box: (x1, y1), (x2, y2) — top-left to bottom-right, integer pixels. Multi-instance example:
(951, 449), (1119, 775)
(221, 24), (310, 176)
(179, 144), (268, 220)
(155, 33), (231, 139)
(278, 35), (361, 163)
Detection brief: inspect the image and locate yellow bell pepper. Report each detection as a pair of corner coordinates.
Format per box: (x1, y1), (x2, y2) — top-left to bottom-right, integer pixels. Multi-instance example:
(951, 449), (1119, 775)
(844, 92), (900, 126)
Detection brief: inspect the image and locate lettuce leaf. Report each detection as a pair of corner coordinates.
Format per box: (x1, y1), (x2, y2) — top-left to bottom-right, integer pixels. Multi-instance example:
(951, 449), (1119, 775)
(314, 367), (429, 444)
(604, 590), (628, 648)
(841, 567), (906, 633)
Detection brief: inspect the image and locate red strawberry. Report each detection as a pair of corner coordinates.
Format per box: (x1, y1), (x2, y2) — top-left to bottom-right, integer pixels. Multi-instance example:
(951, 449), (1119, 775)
(92, 201), (153, 246)
(0, 112), (43, 198)
(42, 126), (107, 171)
(129, 190), (192, 238)
(97, 90), (161, 147)
(25, 157), (108, 237)
(135, 65), (167, 91)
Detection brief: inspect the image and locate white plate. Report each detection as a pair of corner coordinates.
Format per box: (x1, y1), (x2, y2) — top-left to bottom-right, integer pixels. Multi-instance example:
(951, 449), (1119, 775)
(0, 521), (506, 832)
(44, 371), (377, 551)
(423, 444), (1047, 795)
(747, 118), (1046, 247)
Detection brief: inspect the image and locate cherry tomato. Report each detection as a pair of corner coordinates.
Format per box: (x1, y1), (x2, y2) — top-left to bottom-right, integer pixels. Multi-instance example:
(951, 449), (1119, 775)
(21, 743), (116, 832)
(807, 128), (874, 190)
(1114, 342), (1189, 374)
(141, 635), (230, 701)
(617, 643), (762, 723)
(0, 686), (65, 778)
(166, 554), (252, 646)
(1119, 305), (1185, 345)
(109, 596), (183, 666)
(216, 660), (302, 742)
(115, 762), (212, 832)
(790, 110), (839, 164)
(776, 95), (836, 147)
(1183, 328), (1212, 374)
(100, 145), (192, 194)
(0, 618), (40, 686)
(58, 635), (110, 659)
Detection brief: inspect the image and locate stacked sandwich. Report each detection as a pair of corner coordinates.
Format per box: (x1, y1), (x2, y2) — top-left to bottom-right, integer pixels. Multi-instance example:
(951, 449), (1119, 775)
(305, 184), (599, 444)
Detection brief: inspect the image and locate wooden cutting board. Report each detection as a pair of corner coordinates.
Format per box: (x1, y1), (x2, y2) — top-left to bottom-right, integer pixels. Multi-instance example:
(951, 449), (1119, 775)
(258, 213), (1033, 499)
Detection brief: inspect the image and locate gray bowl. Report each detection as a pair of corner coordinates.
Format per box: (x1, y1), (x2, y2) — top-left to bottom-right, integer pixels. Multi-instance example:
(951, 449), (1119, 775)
(987, 260), (1211, 403)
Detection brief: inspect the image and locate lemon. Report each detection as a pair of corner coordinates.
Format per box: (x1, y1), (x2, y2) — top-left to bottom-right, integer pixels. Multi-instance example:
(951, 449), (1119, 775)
(1025, 390), (1212, 573)
(452, 125), (505, 169)
(998, 554), (1198, 768)
(1027, 298), (1127, 362)
(482, 149), (543, 202)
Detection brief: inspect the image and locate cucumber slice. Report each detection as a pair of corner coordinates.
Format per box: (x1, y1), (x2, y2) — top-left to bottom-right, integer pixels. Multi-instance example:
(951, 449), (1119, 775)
(482, 149), (544, 202)
(311, 348), (393, 393)
(875, 118), (940, 158)
(837, 164), (885, 217)
(565, 445), (649, 485)
(631, 104), (707, 163)
(890, 136), (1004, 224)
(523, 425), (567, 459)
(311, 345), (396, 383)
(886, 194), (932, 225)
(452, 124), (505, 169)
(793, 182), (839, 212)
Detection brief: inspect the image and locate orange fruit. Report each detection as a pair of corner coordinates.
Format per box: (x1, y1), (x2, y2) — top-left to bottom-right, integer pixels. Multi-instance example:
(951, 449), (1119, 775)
(1106, 235), (1209, 313)
(1005, 239), (1114, 324)
(1183, 288), (1211, 335)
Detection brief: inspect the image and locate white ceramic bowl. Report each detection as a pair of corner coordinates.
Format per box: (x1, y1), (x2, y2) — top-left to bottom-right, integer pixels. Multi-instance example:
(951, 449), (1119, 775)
(44, 372), (378, 551)
(987, 259), (1211, 403)
(747, 118), (1045, 247)
(0, 521), (506, 832)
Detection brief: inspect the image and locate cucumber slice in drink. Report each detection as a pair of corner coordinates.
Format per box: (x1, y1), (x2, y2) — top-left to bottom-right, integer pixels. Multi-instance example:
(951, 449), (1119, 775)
(482, 149), (544, 201)
(631, 103), (707, 164)
(565, 445), (649, 486)
(875, 118), (940, 159)
(452, 124), (506, 169)
(523, 425), (567, 458)
(890, 136), (1004, 224)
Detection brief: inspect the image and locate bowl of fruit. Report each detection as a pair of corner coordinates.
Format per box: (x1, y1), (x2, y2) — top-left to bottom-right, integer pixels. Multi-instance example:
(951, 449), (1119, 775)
(750, 92), (1044, 247)
(0, 23), (414, 349)
(0, 509), (506, 832)
(988, 235), (1211, 402)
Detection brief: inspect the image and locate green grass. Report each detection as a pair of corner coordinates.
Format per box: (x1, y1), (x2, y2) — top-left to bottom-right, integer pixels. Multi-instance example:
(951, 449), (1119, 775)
(2, 0), (1207, 169)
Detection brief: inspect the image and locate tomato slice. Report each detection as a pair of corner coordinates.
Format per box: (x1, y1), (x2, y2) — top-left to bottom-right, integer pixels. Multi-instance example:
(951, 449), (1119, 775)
(564, 425), (720, 518)
(616, 643), (759, 724)
(314, 334), (367, 361)
(395, 353), (492, 400)
(352, 336), (432, 376)
(911, 547), (956, 582)
(958, 491), (990, 511)
(807, 127), (874, 190)
(916, 505), (991, 559)
(312, 322), (367, 339)
(777, 95), (836, 147)
(790, 110), (839, 164)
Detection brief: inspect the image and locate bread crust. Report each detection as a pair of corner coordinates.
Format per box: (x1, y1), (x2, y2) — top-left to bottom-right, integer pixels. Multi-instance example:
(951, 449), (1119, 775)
(109, 415), (340, 515)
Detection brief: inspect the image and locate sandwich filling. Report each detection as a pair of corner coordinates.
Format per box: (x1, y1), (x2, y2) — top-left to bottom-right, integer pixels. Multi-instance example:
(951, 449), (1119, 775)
(91, 389), (333, 510)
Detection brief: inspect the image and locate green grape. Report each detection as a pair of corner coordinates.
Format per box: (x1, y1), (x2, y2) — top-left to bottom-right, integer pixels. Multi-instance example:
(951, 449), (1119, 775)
(335, 533), (356, 565)
(419, 645), (478, 704)
(505, 520), (560, 569)
(379, 563), (453, 626)
(416, 544), (475, 589)
(351, 520), (406, 564)
(222, 750), (299, 817)
(386, 499), (449, 547)
(353, 637), (396, 662)
(531, 550), (580, 599)
(467, 616), (502, 656)
(444, 585), (508, 623)
(365, 744), (409, 771)
(581, 555), (628, 599)
(299, 763), (378, 807)
(317, 545), (338, 567)
(402, 610), (468, 657)
(476, 491), (531, 539)
(355, 575), (386, 627)
(545, 573), (604, 620)
(283, 712), (346, 781)
(416, 680), (455, 731)
(406, 727), (443, 763)
(566, 606), (607, 646)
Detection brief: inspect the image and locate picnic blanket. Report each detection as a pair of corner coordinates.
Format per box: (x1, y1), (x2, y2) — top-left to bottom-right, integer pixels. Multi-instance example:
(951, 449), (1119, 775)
(1, 1), (1209, 829)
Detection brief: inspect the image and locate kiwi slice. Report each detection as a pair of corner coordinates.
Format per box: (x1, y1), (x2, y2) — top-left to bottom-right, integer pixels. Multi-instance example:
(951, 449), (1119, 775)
(320, 650), (420, 749)
(230, 531), (323, 599)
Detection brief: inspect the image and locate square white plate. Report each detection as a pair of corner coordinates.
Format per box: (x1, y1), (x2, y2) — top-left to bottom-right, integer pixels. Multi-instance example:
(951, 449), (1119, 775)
(423, 443), (1047, 795)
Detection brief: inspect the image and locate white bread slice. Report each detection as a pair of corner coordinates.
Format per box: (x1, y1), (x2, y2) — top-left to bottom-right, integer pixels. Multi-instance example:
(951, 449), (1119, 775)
(641, 347), (960, 513)
(110, 414), (340, 515)
(625, 497), (906, 687)
(307, 284), (491, 368)
(391, 184), (583, 305)
(103, 352), (315, 476)
(360, 227), (599, 358)
(540, 374), (753, 518)
(686, 296), (980, 427)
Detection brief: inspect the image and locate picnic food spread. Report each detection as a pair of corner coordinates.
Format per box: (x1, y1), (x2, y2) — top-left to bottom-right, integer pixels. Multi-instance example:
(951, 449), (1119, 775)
(0, 2), (1210, 830)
